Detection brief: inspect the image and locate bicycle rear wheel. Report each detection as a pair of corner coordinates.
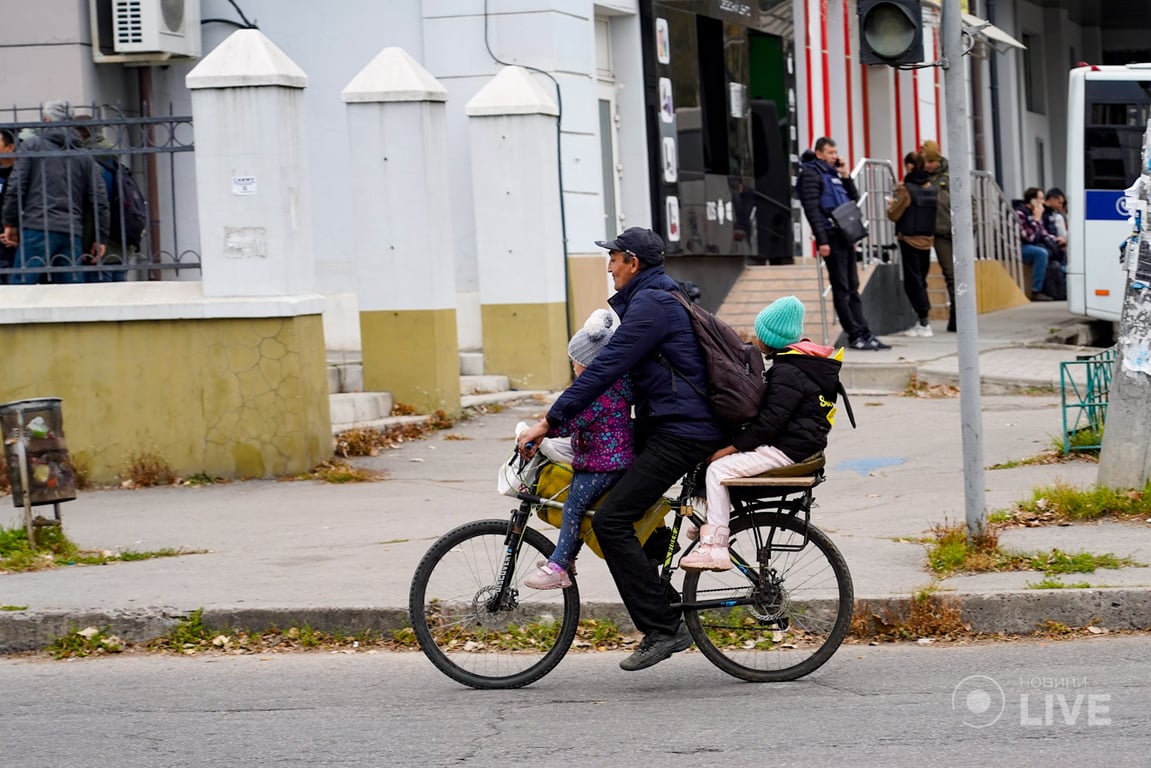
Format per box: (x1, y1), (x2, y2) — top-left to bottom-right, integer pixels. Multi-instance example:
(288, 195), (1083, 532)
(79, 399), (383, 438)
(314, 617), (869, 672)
(681, 511), (853, 682)
(409, 519), (580, 689)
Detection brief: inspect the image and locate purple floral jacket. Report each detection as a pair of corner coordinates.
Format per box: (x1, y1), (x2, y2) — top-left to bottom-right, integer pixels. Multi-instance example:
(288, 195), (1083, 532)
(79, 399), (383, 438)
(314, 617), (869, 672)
(547, 374), (634, 472)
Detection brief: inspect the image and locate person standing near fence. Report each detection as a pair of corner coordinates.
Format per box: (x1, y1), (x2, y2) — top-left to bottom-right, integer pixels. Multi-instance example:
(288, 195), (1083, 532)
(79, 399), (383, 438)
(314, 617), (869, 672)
(920, 140), (956, 332)
(0, 129), (17, 283)
(798, 137), (890, 351)
(888, 151), (939, 337)
(1, 100), (108, 284)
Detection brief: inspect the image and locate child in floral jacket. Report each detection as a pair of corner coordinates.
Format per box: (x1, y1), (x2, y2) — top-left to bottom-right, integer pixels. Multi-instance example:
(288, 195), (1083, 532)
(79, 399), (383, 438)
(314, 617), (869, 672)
(526, 309), (634, 589)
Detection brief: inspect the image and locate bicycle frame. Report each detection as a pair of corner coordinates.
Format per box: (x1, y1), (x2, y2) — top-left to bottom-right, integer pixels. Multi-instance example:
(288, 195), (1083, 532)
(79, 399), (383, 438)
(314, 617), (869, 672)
(508, 471), (825, 614)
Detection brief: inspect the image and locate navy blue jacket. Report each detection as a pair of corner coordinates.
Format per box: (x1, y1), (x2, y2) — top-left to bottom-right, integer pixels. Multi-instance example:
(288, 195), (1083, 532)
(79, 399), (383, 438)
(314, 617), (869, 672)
(798, 158), (858, 246)
(547, 266), (724, 443)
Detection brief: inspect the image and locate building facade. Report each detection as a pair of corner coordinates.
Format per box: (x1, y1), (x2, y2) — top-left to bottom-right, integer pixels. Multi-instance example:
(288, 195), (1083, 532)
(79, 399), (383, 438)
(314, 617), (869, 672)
(1, 1), (1148, 395)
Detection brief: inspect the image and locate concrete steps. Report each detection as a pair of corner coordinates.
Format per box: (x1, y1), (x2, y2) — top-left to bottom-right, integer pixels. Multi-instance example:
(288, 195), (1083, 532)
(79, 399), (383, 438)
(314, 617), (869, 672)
(717, 259), (885, 345)
(927, 262), (951, 324)
(719, 262), (837, 340)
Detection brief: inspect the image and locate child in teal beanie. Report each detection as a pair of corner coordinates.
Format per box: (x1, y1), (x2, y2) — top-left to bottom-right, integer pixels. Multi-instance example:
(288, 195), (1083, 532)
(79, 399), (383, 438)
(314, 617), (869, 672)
(681, 296), (846, 571)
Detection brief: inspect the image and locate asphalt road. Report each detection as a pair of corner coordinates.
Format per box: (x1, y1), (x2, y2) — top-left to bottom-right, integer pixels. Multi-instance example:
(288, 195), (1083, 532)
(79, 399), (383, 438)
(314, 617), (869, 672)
(3, 636), (1148, 767)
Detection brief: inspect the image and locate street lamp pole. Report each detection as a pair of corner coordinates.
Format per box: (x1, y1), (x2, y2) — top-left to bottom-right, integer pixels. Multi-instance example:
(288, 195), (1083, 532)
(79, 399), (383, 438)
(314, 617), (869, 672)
(941, 0), (987, 537)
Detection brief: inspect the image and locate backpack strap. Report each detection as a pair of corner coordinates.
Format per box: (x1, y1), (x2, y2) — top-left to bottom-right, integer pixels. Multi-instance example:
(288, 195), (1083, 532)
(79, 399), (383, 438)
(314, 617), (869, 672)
(836, 381), (857, 429)
(654, 289), (708, 400)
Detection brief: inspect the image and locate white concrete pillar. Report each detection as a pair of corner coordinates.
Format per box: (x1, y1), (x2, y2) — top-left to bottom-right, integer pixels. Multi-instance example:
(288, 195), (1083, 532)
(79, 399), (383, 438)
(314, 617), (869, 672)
(186, 29), (314, 298)
(341, 47), (460, 414)
(466, 67), (568, 391)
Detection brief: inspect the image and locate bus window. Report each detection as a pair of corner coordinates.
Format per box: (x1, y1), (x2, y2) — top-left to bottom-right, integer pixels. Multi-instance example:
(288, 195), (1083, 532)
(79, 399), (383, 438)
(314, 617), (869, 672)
(1084, 80), (1151, 190)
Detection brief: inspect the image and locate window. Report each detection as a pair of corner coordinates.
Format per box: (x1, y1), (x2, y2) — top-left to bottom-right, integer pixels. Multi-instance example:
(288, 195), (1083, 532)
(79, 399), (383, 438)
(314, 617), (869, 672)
(1021, 33), (1045, 115)
(1084, 79), (1151, 189)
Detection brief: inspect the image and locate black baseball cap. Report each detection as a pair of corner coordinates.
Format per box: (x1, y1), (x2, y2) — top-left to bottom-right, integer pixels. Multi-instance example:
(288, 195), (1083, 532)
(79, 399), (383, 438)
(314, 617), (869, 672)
(595, 227), (665, 266)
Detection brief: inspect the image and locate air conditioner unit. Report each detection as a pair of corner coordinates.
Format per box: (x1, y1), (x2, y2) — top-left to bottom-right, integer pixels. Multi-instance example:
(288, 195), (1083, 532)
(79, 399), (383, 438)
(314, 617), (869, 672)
(112, 0), (201, 58)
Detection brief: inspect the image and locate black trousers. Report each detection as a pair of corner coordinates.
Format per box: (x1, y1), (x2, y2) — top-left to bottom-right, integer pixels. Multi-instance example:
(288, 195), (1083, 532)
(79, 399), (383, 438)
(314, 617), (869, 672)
(591, 430), (720, 636)
(823, 230), (871, 342)
(898, 240), (932, 321)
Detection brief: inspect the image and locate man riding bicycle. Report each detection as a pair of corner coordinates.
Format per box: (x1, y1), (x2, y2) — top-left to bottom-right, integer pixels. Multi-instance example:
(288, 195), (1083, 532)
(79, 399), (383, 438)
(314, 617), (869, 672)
(517, 227), (724, 672)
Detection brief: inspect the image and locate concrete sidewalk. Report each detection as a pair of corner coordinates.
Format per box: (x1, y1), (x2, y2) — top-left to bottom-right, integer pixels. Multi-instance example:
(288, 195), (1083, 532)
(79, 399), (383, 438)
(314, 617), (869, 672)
(3, 303), (1149, 651)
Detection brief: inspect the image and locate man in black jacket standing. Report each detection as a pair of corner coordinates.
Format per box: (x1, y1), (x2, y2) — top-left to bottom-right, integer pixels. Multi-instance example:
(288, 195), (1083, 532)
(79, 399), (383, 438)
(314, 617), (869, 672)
(0, 129), (16, 283)
(517, 227), (725, 672)
(798, 137), (889, 350)
(1, 100), (108, 284)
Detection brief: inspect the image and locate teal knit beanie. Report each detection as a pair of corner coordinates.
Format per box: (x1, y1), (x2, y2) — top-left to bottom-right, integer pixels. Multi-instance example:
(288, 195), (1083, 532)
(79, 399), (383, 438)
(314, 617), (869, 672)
(755, 296), (805, 350)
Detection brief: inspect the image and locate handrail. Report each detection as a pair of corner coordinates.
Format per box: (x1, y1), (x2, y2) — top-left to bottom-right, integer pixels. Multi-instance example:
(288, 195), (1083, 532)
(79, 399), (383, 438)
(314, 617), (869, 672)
(852, 160), (1025, 294)
(851, 159), (899, 268)
(972, 170), (1024, 290)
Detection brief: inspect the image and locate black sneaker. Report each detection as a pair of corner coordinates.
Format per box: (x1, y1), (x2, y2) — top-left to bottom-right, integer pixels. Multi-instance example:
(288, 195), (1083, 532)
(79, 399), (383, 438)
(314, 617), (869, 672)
(1031, 292), (1055, 302)
(849, 335), (890, 351)
(868, 335), (892, 350)
(619, 622), (693, 671)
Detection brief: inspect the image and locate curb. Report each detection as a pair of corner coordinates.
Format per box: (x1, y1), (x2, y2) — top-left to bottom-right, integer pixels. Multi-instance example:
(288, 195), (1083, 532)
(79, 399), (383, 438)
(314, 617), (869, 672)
(4, 589), (1150, 653)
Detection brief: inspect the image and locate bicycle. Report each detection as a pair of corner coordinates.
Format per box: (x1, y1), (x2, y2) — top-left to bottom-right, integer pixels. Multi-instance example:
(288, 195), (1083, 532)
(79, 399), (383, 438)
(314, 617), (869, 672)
(408, 450), (853, 689)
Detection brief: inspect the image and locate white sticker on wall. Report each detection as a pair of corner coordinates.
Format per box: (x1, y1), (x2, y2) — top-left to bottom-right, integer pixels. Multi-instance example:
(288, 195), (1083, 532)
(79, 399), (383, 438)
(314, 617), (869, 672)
(232, 176), (257, 196)
(666, 196), (681, 242)
(659, 78), (674, 124)
(662, 137), (678, 183)
(656, 18), (670, 64)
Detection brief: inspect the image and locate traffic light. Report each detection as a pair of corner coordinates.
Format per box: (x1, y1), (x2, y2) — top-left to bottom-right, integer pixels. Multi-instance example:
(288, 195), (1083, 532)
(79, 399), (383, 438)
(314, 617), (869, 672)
(858, 0), (924, 66)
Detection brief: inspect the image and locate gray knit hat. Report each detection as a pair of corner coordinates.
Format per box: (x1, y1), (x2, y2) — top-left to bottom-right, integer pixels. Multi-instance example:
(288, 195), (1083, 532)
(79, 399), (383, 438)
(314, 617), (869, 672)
(568, 309), (616, 366)
(42, 100), (72, 122)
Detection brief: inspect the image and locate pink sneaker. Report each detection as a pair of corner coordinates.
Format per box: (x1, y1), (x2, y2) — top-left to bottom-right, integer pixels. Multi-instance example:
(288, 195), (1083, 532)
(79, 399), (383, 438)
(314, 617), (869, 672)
(525, 562), (572, 590)
(537, 558), (577, 576)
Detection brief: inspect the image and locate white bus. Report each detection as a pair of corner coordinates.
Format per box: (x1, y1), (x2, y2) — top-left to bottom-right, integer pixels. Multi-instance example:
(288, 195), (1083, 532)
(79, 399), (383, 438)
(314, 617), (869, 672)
(1066, 64), (1151, 321)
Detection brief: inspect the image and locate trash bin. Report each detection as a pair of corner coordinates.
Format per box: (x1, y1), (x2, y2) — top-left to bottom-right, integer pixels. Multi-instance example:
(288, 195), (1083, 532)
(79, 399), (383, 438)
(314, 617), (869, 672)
(1, 397), (77, 507)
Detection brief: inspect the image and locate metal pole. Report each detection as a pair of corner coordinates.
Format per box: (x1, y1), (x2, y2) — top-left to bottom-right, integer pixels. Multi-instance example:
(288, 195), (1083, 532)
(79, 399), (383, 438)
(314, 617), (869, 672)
(138, 66), (162, 281)
(16, 419), (34, 547)
(941, 0), (986, 537)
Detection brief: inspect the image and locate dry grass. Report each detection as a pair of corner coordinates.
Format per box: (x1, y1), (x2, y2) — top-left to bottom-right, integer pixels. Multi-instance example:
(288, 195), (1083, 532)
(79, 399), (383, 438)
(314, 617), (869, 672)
(334, 409), (459, 459)
(123, 451), (176, 488)
(288, 459), (383, 484)
(851, 591), (968, 641)
(902, 375), (960, 398)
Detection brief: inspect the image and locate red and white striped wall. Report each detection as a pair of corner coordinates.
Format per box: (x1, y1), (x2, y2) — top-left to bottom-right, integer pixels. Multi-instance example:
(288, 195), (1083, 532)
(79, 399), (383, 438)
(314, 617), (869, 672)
(795, 0), (944, 175)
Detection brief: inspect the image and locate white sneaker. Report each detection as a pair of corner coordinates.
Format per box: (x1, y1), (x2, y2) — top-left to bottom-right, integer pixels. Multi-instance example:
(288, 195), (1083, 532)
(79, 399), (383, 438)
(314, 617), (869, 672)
(903, 322), (933, 338)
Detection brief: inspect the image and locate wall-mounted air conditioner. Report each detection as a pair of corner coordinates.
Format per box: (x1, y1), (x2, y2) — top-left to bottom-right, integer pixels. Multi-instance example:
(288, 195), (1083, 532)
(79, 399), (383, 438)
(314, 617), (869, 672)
(111, 0), (201, 59)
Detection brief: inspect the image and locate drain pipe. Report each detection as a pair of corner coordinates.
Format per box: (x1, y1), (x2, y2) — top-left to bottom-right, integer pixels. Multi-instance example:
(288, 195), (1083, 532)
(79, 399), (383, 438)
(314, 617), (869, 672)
(138, 66), (161, 280)
(986, 0), (1005, 187)
(482, 1), (573, 342)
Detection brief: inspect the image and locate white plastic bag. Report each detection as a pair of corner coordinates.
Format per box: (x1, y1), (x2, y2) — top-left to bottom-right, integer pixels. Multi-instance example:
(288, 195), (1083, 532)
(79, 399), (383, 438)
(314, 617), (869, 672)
(497, 422), (547, 497)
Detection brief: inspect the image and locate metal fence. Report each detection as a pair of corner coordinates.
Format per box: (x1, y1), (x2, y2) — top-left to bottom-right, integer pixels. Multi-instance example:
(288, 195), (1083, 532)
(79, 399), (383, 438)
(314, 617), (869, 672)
(1060, 346), (1116, 454)
(0, 104), (199, 284)
(972, 169), (1024, 291)
(852, 161), (1026, 294)
(853, 158), (899, 268)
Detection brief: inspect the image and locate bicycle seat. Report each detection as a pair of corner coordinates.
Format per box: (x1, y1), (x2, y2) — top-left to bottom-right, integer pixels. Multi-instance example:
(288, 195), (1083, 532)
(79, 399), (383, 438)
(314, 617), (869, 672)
(720, 451), (826, 491)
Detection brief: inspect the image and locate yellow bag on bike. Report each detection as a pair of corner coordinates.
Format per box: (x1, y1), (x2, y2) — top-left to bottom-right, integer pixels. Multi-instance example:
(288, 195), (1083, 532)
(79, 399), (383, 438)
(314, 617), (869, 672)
(533, 460), (670, 558)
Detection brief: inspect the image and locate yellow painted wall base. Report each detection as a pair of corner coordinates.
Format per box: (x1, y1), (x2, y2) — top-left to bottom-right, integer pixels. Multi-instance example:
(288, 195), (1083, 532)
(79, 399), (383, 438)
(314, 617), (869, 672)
(0, 315), (331, 483)
(359, 308), (462, 414)
(481, 302), (571, 390)
(567, 252), (610, 331)
(974, 260), (1030, 313)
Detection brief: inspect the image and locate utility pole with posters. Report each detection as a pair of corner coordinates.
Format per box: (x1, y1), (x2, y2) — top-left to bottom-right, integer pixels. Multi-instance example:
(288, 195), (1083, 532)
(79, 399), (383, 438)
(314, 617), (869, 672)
(1097, 120), (1151, 490)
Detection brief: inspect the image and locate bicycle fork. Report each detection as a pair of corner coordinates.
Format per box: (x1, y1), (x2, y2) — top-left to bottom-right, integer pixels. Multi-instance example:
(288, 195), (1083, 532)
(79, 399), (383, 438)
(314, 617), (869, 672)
(484, 502), (534, 613)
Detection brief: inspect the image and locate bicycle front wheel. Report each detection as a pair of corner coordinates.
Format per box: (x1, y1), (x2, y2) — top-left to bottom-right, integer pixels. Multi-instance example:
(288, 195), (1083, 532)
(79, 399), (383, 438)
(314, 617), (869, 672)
(682, 511), (853, 682)
(409, 519), (580, 689)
